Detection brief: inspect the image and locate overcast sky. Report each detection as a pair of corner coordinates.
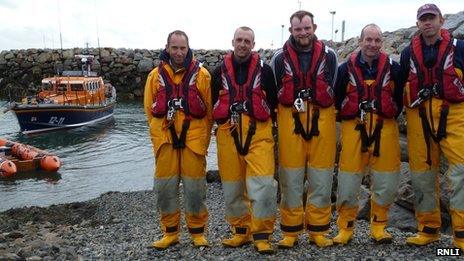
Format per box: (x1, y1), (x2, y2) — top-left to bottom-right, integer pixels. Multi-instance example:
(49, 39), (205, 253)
(0, 0), (461, 51)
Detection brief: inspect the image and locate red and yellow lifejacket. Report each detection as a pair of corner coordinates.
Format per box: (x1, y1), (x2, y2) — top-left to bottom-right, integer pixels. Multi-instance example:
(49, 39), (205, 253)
(151, 60), (207, 119)
(278, 39), (334, 108)
(213, 52), (270, 122)
(406, 29), (464, 107)
(339, 52), (397, 119)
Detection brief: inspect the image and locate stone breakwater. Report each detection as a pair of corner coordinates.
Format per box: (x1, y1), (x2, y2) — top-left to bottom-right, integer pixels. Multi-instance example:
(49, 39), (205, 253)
(1, 11), (463, 100)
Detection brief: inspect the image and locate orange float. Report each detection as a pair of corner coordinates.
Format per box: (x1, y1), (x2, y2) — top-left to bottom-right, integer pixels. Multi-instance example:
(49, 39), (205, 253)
(0, 138), (61, 174)
(0, 156), (17, 177)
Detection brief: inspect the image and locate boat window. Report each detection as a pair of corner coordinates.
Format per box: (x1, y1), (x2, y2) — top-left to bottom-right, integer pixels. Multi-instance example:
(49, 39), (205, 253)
(71, 84), (83, 91)
(41, 82), (52, 91)
(57, 83), (67, 91)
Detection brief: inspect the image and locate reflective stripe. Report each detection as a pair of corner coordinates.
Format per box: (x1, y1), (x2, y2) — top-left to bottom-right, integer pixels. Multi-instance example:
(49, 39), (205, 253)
(281, 223), (304, 233)
(166, 225), (178, 233)
(235, 227), (248, 235)
(336, 171), (363, 208)
(279, 166), (305, 208)
(222, 180), (249, 218)
(306, 223), (330, 232)
(411, 170), (439, 212)
(188, 226), (205, 234)
(182, 176), (207, 215)
(307, 167), (333, 207)
(448, 164), (464, 210)
(246, 175), (277, 218)
(155, 176), (179, 214)
(422, 226), (439, 234)
(371, 170), (399, 206)
(253, 233), (270, 241)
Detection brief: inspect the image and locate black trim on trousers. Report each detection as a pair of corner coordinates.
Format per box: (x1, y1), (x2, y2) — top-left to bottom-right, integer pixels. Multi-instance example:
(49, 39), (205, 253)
(421, 226), (439, 234)
(281, 223), (304, 233)
(347, 221), (354, 228)
(188, 226), (205, 234)
(235, 227), (248, 235)
(455, 230), (464, 238)
(253, 233), (270, 241)
(306, 223), (330, 232)
(165, 226), (178, 233)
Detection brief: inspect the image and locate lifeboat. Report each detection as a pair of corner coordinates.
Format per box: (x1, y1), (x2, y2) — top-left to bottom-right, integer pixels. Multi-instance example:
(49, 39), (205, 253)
(0, 138), (61, 174)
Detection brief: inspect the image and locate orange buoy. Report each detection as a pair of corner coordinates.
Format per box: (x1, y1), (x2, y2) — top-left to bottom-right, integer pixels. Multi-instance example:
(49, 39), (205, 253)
(0, 156), (17, 177)
(11, 143), (39, 160)
(1, 138), (61, 172)
(40, 155), (61, 172)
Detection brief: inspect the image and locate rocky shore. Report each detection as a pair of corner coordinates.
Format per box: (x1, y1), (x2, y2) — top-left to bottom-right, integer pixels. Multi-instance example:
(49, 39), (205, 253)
(0, 175), (459, 260)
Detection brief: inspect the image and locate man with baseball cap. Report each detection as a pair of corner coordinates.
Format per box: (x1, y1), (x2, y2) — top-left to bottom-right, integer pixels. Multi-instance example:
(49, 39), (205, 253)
(400, 3), (464, 250)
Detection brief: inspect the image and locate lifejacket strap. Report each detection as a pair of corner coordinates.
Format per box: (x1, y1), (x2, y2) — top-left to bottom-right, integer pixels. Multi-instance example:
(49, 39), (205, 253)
(309, 108), (320, 136)
(419, 107), (433, 166)
(437, 103), (449, 140)
(372, 119), (383, 157)
(355, 123), (369, 153)
(230, 120), (257, 156)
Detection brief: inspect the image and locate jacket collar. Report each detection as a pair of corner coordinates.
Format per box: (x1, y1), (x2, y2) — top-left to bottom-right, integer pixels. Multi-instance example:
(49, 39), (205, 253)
(159, 48), (194, 71)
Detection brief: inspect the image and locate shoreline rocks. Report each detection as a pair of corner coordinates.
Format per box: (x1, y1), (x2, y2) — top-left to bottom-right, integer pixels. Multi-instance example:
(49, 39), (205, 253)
(0, 184), (456, 260)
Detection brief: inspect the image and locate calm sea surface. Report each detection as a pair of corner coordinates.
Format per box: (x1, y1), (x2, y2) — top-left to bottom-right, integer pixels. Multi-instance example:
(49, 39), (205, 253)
(0, 100), (218, 211)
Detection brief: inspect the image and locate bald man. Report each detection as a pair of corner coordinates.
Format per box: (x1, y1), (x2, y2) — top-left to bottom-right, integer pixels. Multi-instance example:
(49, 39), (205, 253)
(333, 24), (403, 244)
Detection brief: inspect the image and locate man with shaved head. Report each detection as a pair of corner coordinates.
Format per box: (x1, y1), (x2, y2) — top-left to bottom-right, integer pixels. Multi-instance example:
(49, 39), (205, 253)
(333, 23), (403, 244)
(211, 26), (278, 254)
(144, 30), (212, 250)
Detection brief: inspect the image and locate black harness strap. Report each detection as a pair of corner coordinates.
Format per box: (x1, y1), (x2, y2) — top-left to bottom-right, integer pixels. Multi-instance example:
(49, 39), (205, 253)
(418, 103), (449, 166)
(292, 108), (320, 141)
(169, 119), (191, 149)
(355, 119), (383, 156)
(231, 120), (256, 156)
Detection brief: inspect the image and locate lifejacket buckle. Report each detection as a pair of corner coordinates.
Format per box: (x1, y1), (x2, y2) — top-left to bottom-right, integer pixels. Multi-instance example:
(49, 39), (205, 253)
(294, 97), (306, 112)
(167, 107), (176, 121)
(297, 89), (312, 100)
(358, 100), (376, 123)
(230, 111), (239, 125)
(168, 98), (184, 110)
(410, 87), (432, 108)
(230, 101), (247, 114)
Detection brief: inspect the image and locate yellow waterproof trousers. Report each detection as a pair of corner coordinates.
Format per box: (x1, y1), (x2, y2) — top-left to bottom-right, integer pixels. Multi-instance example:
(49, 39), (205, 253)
(216, 115), (277, 241)
(154, 144), (208, 236)
(278, 103), (336, 236)
(406, 98), (464, 242)
(336, 115), (400, 230)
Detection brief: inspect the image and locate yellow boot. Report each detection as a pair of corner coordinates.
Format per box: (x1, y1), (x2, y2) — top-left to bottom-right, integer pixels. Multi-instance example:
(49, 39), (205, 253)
(192, 234), (209, 247)
(277, 235), (298, 249)
(309, 234), (333, 247)
(370, 224), (392, 243)
(333, 229), (353, 245)
(222, 234), (251, 247)
(152, 234), (179, 250)
(406, 232), (440, 246)
(254, 240), (274, 254)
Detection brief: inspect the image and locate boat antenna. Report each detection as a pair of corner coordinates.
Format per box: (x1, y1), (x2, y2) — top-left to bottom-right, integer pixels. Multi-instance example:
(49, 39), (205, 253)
(94, 0), (102, 76)
(57, 0), (64, 75)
